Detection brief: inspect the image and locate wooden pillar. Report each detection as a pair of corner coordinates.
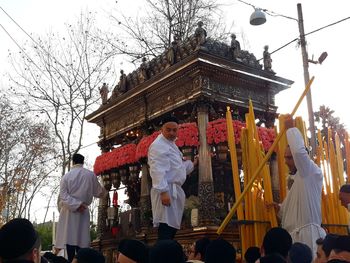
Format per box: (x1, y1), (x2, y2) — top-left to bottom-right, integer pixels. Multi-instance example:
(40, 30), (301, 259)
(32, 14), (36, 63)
(96, 190), (109, 239)
(140, 163), (152, 229)
(197, 103), (215, 225)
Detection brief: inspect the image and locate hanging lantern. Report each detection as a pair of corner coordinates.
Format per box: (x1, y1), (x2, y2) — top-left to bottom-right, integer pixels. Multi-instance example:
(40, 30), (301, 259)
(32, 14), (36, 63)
(216, 142), (228, 161)
(101, 173), (112, 191)
(111, 171), (121, 189)
(120, 168), (129, 185)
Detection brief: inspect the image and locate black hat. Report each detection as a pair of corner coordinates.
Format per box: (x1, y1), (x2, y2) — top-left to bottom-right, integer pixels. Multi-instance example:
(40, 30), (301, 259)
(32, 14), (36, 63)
(205, 238), (236, 263)
(323, 234), (339, 257)
(161, 116), (179, 125)
(118, 239), (148, 263)
(340, 184), (350, 193)
(75, 248), (105, 263)
(149, 240), (185, 263)
(0, 218), (39, 259)
(333, 235), (350, 252)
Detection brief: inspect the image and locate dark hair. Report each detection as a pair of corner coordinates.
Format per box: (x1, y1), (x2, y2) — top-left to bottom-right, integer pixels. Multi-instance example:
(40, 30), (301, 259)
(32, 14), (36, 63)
(316, 238), (324, 246)
(194, 237), (211, 261)
(72, 153), (84, 164)
(205, 238), (236, 263)
(260, 253), (286, 263)
(339, 184), (350, 193)
(75, 248), (105, 263)
(244, 246), (261, 263)
(323, 234), (339, 257)
(288, 242), (312, 263)
(262, 227), (292, 258)
(118, 239), (148, 263)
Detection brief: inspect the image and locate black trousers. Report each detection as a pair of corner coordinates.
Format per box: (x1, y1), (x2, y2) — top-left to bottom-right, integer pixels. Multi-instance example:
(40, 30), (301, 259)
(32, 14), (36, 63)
(158, 223), (177, 240)
(66, 244), (81, 262)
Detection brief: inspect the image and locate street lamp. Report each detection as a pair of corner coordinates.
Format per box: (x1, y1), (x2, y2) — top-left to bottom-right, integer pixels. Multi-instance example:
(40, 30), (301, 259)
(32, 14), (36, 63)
(250, 3), (323, 156)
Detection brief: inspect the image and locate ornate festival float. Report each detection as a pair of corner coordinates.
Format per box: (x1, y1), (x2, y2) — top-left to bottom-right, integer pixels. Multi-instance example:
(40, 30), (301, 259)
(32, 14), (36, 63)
(87, 22), (350, 262)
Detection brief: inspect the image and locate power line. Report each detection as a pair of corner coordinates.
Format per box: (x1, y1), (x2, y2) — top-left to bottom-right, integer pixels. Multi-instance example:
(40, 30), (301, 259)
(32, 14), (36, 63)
(0, 6), (65, 69)
(258, 16), (350, 61)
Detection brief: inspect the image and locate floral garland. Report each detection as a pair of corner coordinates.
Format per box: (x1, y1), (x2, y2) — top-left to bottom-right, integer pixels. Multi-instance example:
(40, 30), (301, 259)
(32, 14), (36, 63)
(135, 131), (160, 161)
(94, 144), (137, 175)
(206, 118), (245, 145)
(94, 120), (276, 175)
(175, 122), (199, 147)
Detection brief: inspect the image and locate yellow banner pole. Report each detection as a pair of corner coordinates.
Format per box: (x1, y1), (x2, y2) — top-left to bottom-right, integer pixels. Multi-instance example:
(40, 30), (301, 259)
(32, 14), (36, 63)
(217, 76), (315, 235)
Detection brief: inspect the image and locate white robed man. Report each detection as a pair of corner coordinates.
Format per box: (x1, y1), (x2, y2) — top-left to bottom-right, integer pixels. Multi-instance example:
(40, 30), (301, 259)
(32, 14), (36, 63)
(55, 153), (107, 262)
(148, 116), (198, 240)
(269, 115), (326, 256)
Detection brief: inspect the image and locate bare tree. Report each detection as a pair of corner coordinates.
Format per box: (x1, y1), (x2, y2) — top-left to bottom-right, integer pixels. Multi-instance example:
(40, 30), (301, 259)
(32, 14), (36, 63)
(8, 12), (118, 175)
(106, 0), (232, 62)
(0, 95), (58, 223)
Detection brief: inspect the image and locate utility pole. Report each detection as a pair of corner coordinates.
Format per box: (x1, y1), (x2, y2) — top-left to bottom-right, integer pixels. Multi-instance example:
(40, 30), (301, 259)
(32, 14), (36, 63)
(297, 3), (317, 156)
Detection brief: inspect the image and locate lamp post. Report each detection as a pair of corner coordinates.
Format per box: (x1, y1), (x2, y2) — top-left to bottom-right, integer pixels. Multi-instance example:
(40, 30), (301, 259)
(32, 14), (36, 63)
(250, 3), (319, 156)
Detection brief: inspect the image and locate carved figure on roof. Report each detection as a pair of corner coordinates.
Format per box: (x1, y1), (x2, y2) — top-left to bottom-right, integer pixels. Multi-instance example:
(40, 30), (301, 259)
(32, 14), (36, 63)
(99, 83), (109, 105)
(230, 33), (241, 59)
(263, 45), (274, 72)
(138, 57), (148, 83)
(167, 40), (178, 65)
(111, 70), (128, 99)
(119, 69), (128, 92)
(194, 21), (207, 46)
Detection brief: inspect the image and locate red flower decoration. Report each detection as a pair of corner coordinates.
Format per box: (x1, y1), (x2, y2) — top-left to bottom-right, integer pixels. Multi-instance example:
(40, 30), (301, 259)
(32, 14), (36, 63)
(93, 119), (277, 175)
(135, 131), (160, 161)
(206, 118), (245, 145)
(176, 122), (199, 148)
(94, 144), (137, 175)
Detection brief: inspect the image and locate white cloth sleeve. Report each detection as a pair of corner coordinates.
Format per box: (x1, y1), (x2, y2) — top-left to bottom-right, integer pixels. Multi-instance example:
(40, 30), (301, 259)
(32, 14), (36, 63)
(92, 176), (107, 198)
(59, 177), (83, 212)
(286, 127), (317, 178)
(148, 146), (171, 193)
(183, 160), (194, 175)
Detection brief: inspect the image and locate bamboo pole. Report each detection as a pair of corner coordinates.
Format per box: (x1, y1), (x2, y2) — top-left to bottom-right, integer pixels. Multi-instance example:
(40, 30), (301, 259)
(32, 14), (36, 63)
(217, 76), (315, 235)
(225, 106), (246, 250)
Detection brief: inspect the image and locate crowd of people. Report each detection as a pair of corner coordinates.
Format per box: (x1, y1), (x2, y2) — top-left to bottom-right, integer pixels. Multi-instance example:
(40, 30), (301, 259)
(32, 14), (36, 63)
(0, 217), (349, 263)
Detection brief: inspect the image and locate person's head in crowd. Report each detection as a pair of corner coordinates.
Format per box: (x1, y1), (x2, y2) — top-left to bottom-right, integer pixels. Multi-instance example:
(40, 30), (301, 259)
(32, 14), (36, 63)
(261, 227), (292, 259)
(339, 184), (350, 209)
(0, 218), (41, 263)
(72, 153), (85, 165)
(314, 234), (339, 263)
(259, 253), (286, 263)
(117, 239), (148, 263)
(315, 238), (327, 263)
(187, 237), (210, 262)
(327, 235), (350, 263)
(72, 248), (105, 263)
(244, 246), (261, 263)
(149, 240), (185, 263)
(287, 242), (312, 263)
(161, 116), (179, 141)
(205, 238), (236, 263)
(43, 252), (69, 263)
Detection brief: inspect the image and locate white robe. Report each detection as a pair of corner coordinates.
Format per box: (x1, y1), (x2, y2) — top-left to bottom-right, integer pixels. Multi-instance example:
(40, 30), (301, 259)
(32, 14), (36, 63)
(279, 128), (326, 255)
(148, 134), (194, 229)
(55, 164), (105, 248)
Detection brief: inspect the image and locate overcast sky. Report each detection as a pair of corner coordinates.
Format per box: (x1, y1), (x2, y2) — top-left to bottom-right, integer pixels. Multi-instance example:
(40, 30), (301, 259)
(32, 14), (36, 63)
(1, 0), (350, 222)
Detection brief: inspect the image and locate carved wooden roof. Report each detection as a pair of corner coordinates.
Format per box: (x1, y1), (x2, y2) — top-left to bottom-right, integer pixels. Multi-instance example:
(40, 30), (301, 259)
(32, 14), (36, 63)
(86, 36), (293, 145)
